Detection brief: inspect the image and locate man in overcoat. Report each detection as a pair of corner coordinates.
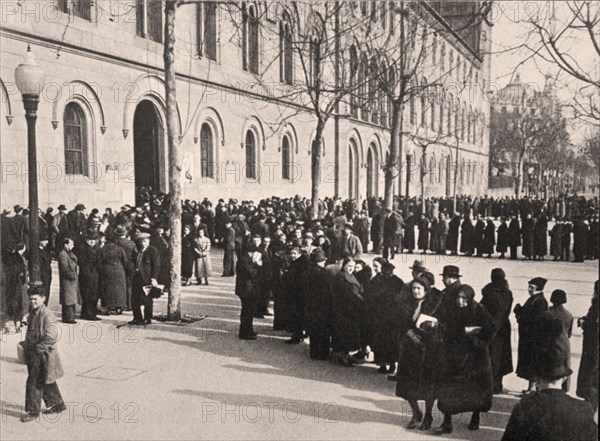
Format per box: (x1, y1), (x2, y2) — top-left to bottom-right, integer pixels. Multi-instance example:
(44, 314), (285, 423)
(383, 209), (399, 260)
(129, 233), (160, 325)
(222, 220), (236, 277)
(514, 277), (549, 393)
(21, 291), (66, 422)
(57, 238), (80, 324)
(76, 230), (101, 321)
(235, 244), (262, 339)
(507, 215), (521, 260)
(113, 225), (136, 310)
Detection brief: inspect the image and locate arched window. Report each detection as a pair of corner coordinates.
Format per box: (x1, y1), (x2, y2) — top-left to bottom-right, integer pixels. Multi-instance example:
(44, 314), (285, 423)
(367, 144), (378, 197)
(447, 94), (453, 135)
(309, 35), (321, 88)
(360, 52), (369, 120)
(369, 57), (378, 123)
(467, 105), (473, 143)
(245, 130), (257, 179)
(420, 90), (427, 127)
(387, 67), (395, 126)
(242, 3), (259, 74)
(137, 0), (163, 43)
(439, 94), (445, 134)
(449, 50), (453, 77)
(200, 123), (214, 178)
(461, 104), (466, 140)
(280, 14), (293, 84)
(409, 91), (415, 125)
(379, 62), (388, 126)
(64, 102), (89, 176)
(429, 156), (435, 184)
(348, 139), (359, 198)
(430, 92), (436, 132)
(281, 134), (291, 180)
(432, 34), (437, 64)
(456, 56), (461, 81)
(440, 43), (446, 70)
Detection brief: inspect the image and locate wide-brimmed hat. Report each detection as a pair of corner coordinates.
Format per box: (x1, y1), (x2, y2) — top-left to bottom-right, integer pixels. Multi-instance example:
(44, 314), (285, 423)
(537, 347), (573, 380)
(410, 260), (428, 273)
(528, 277), (547, 290)
(14, 205), (23, 213)
(440, 265), (462, 278)
(310, 249), (327, 263)
(113, 225), (128, 236)
(75, 203), (86, 210)
(58, 204), (67, 211)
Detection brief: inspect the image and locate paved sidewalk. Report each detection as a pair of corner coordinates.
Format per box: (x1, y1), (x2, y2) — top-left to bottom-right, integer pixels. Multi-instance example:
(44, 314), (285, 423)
(1, 250), (597, 440)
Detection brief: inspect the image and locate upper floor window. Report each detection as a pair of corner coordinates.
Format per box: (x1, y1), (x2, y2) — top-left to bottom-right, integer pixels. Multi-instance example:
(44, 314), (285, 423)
(280, 14), (293, 84)
(137, 0), (163, 43)
(64, 102), (89, 176)
(309, 36), (321, 88)
(449, 50), (454, 77)
(281, 135), (291, 181)
(381, 2), (386, 28)
(432, 34), (437, 64)
(361, 1), (368, 16)
(242, 3), (259, 74)
(198, 2), (217, 61)
(58, 0), (92, 20)
(440, 43), (446, 70)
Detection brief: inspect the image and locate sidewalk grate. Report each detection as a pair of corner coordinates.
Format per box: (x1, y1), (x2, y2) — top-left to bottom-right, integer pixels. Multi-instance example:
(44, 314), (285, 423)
(77, 366), (146, 382)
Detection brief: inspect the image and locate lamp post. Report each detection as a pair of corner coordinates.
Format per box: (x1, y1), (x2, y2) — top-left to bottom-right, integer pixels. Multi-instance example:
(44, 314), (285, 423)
(15, 45), (45, 294)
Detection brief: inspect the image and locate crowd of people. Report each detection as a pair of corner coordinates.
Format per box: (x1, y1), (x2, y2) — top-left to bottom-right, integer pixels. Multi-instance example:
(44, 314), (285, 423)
(1, 188), (598, 436)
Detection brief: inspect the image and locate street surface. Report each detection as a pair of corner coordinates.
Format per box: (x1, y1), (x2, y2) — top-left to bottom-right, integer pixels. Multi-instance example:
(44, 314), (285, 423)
(1, 250), (597, 440)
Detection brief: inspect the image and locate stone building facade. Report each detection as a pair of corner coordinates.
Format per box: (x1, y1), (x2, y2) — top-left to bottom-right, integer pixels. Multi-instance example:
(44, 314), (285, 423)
(0, 1), (491, 209)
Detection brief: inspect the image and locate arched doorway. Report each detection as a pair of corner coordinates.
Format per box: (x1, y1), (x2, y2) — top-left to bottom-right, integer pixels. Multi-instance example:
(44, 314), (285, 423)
(348, 139), (359, 199)
(366, 144), (378, 198)
(133, 100), (164, 204)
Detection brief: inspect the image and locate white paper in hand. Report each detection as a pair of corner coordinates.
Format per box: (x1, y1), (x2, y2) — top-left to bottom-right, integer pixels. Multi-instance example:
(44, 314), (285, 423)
(416, 313), (438, 329)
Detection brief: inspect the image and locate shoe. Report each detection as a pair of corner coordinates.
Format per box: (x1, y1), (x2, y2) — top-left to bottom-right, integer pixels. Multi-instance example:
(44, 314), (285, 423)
(468, 416), (480, 431)
(239, 335), (257, 340)
(145, 319), (152, 325)
(337, 354), (354, 367)
(387, 364), (396, 374)
(420, 414), (433, 431)
(43, 403), (66, 414)
(433, 424), (452, 435)
(253, 314), (265, 319)
(21, 413), (38, 422)
(128, 320), (143, 325)
(116, 308), (123, 315)
(377, 365), (387, 373)
(63, 321), (78, 324)
(89, 317), (102, 321)
(285, 338), (301, 344)
(263, 311), (273, 316)
(387, 374), (401, 381)
(406, 413), (423, 429)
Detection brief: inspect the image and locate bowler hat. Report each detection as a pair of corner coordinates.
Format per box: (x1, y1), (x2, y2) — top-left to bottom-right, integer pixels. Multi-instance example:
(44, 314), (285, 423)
(409, 260), (428, 273)
(14, 205), (23, 213)
(310, 249), (327, 263)
(537, 347), (572, 380)
(114, 225), (128, 236)
(528, 277), (547, 290)
(75, 203), (86, 210)
(440, 265), (462, 278)
(58, 204), (67, 211)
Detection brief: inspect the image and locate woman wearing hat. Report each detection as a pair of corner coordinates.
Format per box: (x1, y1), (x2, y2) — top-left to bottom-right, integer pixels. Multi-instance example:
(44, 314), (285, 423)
(395, 276), (446, 431)
(366, 258), (403, 374)
(194, 228), (213, 285)
(332, 257), (364, 367)
(545, 289), (573, 392)
(437, 284), (496, 433)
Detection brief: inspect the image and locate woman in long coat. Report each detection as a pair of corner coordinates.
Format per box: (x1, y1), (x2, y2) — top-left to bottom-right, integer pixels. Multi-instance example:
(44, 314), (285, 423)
(496, 217), (509, 258)
(99, 235), (128, 314)
(549, 220), (563, 260)
(521, 214), (536, 260)
(460, 216), (474, 256)
(303, 250), (332, 360)
(367, 260), (404, 374)
(332, 257), (363, 367)
(58, 238), (81, 324)
(480, 268), (513, 394)
(395, 277), (446, 431)
(576, 280), (598, 412)
(437, 284), (496, 434)
(546, 289), (573, 391)
(482, 219), (496, 257)
(76, 233), (100, 321)
(181, 225), (195, 286)
(533, 215), (548, 260)
(194, 228), (212, 285)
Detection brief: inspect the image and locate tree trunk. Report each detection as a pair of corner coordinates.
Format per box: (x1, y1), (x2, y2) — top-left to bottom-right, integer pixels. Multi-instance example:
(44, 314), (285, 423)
(384, 100), (403, 211)
(164, 1), (182, 321)
(310, 118), (326, 220)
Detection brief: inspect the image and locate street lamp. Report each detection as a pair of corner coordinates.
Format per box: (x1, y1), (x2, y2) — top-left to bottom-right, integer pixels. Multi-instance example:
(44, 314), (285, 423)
(15, 45), (45, 295)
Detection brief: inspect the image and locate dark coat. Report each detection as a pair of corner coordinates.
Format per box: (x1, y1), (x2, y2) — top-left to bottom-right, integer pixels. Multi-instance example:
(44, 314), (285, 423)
(545, 305), (574, 391)
(502, 389), (598, 441)
(133, 245), (161, 286)
(234, 254), (260, 300)
(281, 254), (309, 332)
(438, 300), (497, 415)
(515, 292), (549, 380)
(366, 273), (404, 365)
(496, 222), (509, 253)
(577, 297), (598, 402)
(508, 218), (521, 247)
(24, 304), (64, 384)
(40, 246), (53, 301)
(395, 288), (446, 401)
(5, 251), (27, 321)
(222, 226), (236, 251)
(447, 215), (461, 252)
(331, 270), (363, 352)
(481, 282), (514, 377)
(383, 214), (399, 246)
(76, 242), (100, 302)
(549, 223), (563, 257)
(473, 219), (486, 252)
(150, 234), (170, 288)
(460, 218), (474, 254)
(521, 217), (536, 257)
(482, 221), (496, 254)
(99, 242), (128, 309)
(181, 233), (196, 279)
(418, 217), (430, 250)
(58, 249), (81, 306)
(303, 263), (332, 337)
(534, 217), (548, 256)
(573, 219), (588, 260)
(404, 214), (416, 251)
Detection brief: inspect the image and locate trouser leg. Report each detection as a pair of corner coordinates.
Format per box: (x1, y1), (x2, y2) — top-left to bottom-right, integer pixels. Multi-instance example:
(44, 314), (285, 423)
(239, 297), (256, 337)
(25, 355), (43, 415)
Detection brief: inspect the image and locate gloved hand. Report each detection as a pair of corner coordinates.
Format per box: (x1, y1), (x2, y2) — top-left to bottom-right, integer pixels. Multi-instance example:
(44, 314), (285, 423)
(420, 321), (438, 332)
(406, 329), (422, 345)
(513, 304), (522, 315)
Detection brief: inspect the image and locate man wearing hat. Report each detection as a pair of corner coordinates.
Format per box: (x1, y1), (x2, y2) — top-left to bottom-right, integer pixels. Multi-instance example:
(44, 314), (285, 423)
(129, 233), (161, 325)
(303, 249), (331, 359)
(441, 265), (462, 303)
(514, 277), (549, 394)
(383, 208), (399, 260)
(112, 225), (136, 310)
(76, 230), (101, 321)
(57, 237), (81, 324)
(235, 243), (262, 340)
(502, 347), (597, 441)
(53, 205), (69, 256)
(67, 204), (86, 243)
(222, 219), (236, 277)
(337, 223), (363, 260)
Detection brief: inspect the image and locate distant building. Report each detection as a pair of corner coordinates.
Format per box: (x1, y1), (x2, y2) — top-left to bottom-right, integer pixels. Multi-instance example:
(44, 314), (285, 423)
(1, 1), (491, 209)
